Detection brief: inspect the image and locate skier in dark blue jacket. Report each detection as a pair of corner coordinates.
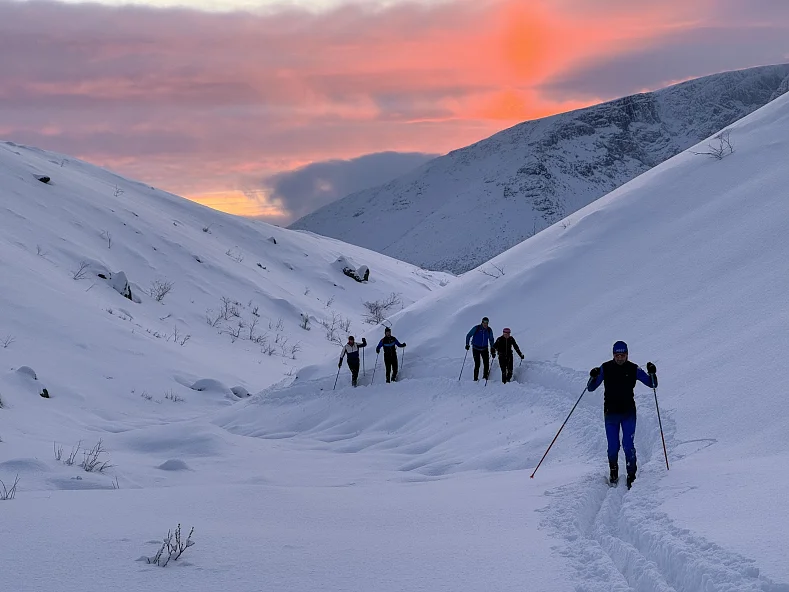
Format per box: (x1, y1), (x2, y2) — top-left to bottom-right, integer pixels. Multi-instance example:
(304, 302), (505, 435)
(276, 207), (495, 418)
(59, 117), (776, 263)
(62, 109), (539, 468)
(465, 317), (495, 381)
(587, 340), (658, 488)
(376, 327), (406, 383)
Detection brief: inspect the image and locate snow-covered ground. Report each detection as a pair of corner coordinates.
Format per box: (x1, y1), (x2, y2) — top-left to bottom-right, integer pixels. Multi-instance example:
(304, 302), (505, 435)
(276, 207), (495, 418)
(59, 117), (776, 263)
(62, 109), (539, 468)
(3, 91), (789, 592)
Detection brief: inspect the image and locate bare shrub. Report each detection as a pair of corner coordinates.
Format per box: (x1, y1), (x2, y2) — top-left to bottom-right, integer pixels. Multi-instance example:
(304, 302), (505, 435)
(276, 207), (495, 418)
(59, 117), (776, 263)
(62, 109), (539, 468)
(205, 310), (223, 328)
(54, 442), (63, 461)
(247, 317), (259, 341)
(326, 295), (335, 308)
(362, 292), (402, 324)
(225, 247), (244, 262)
(0, 474), (20, 500)
(304, 286), (310, 296)
(268, 317), (284, 332)
(299, 313), (310, 331)
(64, 441), (81, 466)
(147, 524), (195, 567)
(164, 389), (184, 403)
(479, 264), (505, 279)
(692, 129), (734, 160)
(80, 439), (114, 473)
(289, 342), (302, 359)
(140, 391), (153, 401)
(72, 261), (91, 280)
(251, 306), (260, 317)
(150, 279), (174, 302)
(1, 335), (14, 349)
(113, 185), (124, 198)
(100, 229), (112, 249)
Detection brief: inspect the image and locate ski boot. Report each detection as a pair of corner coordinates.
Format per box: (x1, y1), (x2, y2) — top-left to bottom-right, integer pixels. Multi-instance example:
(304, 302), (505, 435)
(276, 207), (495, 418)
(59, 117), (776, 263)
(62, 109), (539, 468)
(609, 462), (619, 485)
(626, 473), (636, 489)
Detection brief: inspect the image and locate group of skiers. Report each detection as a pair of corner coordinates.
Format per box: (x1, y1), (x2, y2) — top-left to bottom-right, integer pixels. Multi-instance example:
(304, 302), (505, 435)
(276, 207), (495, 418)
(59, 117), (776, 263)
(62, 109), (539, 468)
(338, 317), (659, 489)
(338, 328), (406, 387)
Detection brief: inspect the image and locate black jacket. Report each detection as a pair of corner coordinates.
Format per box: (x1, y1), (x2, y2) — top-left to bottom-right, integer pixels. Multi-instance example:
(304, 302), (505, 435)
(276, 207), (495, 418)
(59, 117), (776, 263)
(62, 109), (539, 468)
(600, 359), (638, 414)
(493, 336), (523, 359)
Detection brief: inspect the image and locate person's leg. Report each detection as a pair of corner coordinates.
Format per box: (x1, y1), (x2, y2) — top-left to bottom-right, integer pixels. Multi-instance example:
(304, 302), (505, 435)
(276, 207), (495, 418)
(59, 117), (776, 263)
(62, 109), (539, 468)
(391, 354), (399, 381)
(350, 359), (359, 385)
(472, 349), (481, 380)
(482, 349), (490, 379)
(506, 356), (513, 382)
(622, 413), (637, 485)
(604, 413), (622, 482)
(384, 357), (392, 382)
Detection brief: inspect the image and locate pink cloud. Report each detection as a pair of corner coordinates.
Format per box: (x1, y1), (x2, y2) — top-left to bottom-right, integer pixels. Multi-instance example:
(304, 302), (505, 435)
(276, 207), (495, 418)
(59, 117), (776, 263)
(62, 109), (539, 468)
(0, 0), (786, 219)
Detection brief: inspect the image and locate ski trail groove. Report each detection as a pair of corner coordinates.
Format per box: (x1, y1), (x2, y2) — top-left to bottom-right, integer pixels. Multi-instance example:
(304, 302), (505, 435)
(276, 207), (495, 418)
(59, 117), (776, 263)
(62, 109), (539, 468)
(540, 372), (789, 592)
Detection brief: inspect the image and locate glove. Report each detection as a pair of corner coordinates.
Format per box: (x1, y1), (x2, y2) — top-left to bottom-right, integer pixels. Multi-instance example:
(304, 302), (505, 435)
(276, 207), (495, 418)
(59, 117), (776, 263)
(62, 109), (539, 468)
(589, 367), (600, 378)
(361, 338), (367, 345)
(401, 343), (406, 347)
(646, 362), (656, 374)
(338, 360), (343, 368)
(491, 351), (496, 358)
(520, 354), (525, 360)
(376, 348), (380, 354)
(465, 344), (470, 350)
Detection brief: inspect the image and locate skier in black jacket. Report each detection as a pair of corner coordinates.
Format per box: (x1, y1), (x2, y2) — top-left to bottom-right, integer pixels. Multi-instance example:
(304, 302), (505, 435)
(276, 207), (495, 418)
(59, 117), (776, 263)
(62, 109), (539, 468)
(375, 327), (406, 383)
(493, 328), (524, 384)
(587, 341), (657, 488)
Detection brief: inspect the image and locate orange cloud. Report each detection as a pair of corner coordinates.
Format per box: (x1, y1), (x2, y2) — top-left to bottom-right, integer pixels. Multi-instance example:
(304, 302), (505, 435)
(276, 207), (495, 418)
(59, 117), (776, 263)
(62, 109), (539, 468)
(2, 0), (786, 220)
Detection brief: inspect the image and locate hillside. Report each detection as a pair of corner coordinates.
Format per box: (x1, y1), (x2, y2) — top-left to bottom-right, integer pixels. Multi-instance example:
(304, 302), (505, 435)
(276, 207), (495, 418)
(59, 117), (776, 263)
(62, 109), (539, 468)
(290, 63), (789, 273)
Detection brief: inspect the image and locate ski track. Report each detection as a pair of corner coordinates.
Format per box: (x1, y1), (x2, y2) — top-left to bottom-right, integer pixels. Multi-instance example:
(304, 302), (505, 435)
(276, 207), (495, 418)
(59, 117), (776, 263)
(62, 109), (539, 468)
(225, 359), (789, 592)
(538, 366), (789, 592)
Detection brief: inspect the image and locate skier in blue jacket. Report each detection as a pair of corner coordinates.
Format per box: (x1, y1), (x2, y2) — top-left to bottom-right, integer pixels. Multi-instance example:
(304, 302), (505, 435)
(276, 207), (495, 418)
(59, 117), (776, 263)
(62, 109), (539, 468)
(376, 327), (406, 383)
(587, 340), (658, 488)
(465, 317), (495, 381)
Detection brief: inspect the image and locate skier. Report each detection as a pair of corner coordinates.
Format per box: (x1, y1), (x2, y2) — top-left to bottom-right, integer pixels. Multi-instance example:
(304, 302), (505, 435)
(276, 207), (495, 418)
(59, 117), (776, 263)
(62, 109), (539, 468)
(587, 341), (657, 489)
(493, 328), (524, 384)
(375, 327), (406, 383)
(338, 335), (367, 387)
(465, 317), (495, 381)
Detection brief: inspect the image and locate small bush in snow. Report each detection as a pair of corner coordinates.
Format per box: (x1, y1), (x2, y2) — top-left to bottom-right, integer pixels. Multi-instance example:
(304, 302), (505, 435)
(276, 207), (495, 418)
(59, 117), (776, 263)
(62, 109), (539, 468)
(150, 279), (174, 302)
(0, 335), (12, 349)
(140, 391), (153, 401)
(36, 244), (48, 257)
(80, 439), (114, 473)
(72, 261), (91, 280)
(164, 389), (184, 403)
(299, 313), (310, 331)
(0, 474), (20, 500)
(692, 129), (734, 160)
(362, 293), (402, 325)
(54, 442), (63, 461)
(146, 524), (195, 567)
(100, 229), (112, 249)
(479, 264), (505, 279)
(225, 247), (244, 262)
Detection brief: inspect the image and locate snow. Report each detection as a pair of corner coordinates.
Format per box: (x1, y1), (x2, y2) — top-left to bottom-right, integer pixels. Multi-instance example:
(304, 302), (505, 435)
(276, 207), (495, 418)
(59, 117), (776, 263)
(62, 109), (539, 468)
(290, 63), (789, 274)
(3, 91), (789, 591)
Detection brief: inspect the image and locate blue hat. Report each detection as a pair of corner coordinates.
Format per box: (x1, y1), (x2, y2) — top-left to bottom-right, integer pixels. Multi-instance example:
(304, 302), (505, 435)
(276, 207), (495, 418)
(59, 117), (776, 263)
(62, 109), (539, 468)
(613, 341), (628, 354)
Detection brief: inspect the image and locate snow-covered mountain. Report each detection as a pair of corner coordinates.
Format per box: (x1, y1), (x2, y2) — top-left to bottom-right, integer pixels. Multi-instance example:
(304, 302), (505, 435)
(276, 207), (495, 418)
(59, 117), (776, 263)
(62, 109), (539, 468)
(4, 92), (789, 591)
(0, 141), (451, 407)
(290, 63), (789, 273)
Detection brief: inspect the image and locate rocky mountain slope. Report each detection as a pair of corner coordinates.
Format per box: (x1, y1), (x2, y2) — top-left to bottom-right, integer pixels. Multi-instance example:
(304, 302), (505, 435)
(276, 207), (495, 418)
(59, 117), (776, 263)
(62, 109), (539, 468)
(290, 63), (789, 273)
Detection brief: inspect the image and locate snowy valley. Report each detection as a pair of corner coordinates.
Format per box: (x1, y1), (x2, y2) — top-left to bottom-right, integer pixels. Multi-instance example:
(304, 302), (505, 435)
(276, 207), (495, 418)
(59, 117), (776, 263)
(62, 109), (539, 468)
(2, 89), (789, 592)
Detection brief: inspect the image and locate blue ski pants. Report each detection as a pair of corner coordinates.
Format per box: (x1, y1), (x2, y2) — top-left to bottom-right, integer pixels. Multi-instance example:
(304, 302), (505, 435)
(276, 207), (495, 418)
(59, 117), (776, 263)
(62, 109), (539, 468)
(605, 412), (637, 476)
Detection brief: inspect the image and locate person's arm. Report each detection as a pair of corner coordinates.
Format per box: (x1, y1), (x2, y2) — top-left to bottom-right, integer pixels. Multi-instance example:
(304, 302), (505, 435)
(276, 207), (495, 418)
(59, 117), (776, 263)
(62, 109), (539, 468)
(588, 365), (604, 391)
(466, 326), (476, 346)
(376, 339), (384, 353)
(339, 345), (347, 365)
(512, 338), (524, 358)
(487, 328), (495, 348)
(359, 338), (367, 348)
(637, 366), (657, 388)
(394, 338), (404, 347)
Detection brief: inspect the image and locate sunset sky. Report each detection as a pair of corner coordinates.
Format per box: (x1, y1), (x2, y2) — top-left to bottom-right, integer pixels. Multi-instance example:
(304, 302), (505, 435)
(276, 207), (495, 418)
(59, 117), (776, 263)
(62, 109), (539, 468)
(2, 0), (788, 223)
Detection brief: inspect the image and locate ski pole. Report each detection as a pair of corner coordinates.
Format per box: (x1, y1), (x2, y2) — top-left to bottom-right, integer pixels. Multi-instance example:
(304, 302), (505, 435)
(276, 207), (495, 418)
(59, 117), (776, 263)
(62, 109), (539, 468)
(530, 385), (588, 478)
(371, 352), (380, 385)
(652, 380), (669, 470)
(485, 354), (496, 386)
(401, 346), (406, 372)
(458, 349), (468, 381)
(333, 364), (342, 390)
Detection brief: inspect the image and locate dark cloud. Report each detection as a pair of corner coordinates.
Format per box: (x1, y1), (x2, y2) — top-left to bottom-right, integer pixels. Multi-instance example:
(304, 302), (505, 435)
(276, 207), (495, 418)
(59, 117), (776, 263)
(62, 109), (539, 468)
(541, 19), (789, 100)
(263, 151), (438, 222)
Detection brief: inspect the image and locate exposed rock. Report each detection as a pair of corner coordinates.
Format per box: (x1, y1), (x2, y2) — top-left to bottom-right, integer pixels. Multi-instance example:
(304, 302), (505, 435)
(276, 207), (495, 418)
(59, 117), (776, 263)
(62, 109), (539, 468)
(16, 366), (37, 380)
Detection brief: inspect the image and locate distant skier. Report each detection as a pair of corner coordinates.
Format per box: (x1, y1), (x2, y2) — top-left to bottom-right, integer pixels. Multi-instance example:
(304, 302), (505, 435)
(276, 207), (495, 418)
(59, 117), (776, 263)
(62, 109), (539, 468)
(465, 317), (495, 381)
(376, 327), (406, 383)
(587, 341), (657, 489)
(493, 328), (524, 384)
(339, 335), (367, 387)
